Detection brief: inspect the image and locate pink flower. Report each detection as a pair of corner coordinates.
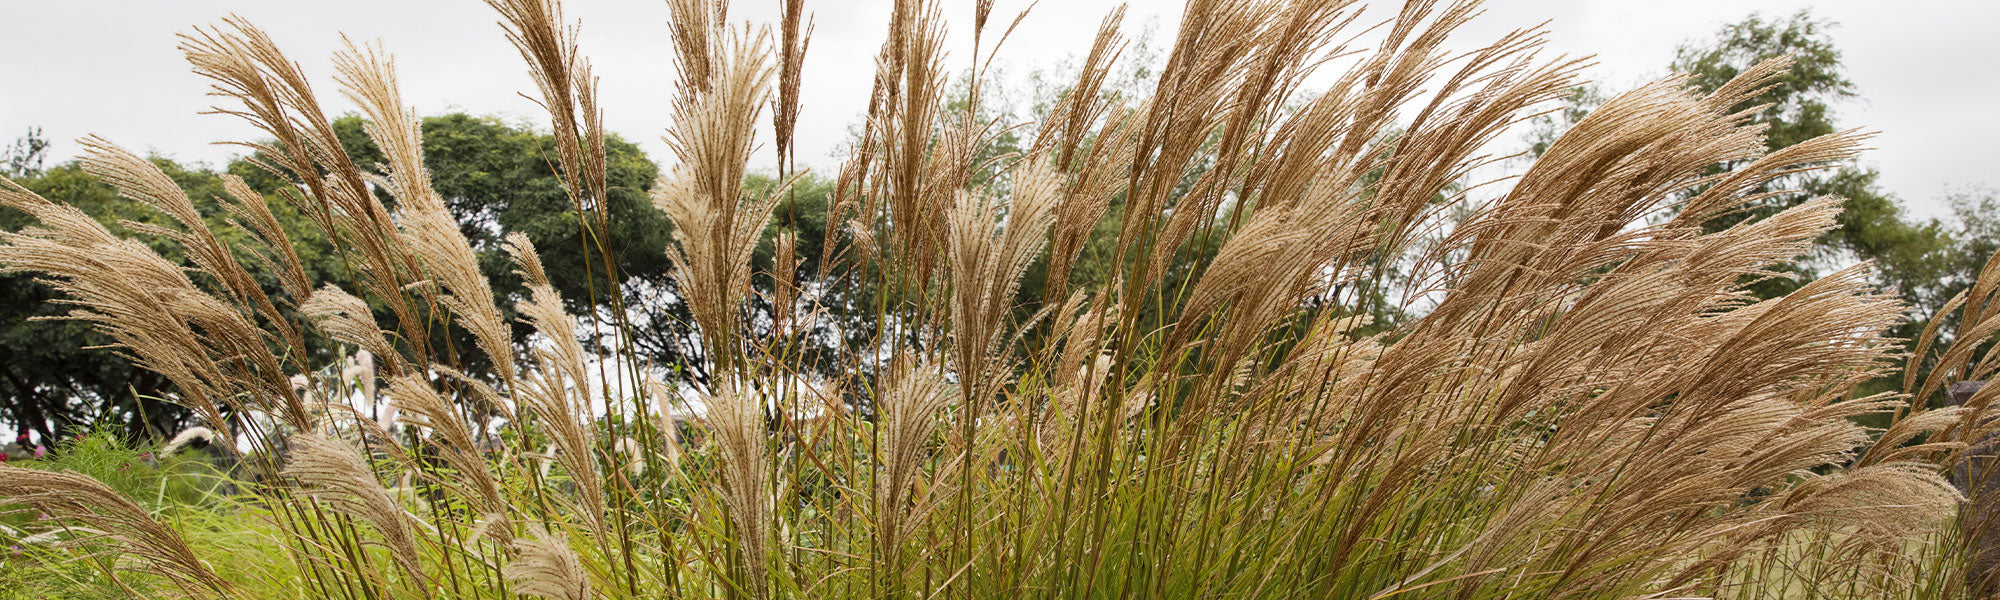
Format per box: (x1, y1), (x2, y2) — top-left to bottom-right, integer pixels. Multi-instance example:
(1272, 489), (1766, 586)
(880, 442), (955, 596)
(33, 446), (46, 459)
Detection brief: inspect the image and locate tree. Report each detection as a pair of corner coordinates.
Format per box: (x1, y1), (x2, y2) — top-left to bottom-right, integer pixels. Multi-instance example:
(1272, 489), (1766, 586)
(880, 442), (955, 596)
(1, 143), (340, 441)
(3, 128), (49, 178)
(1529, 11), (1965, 325)
(0, 114), (839, 436)
(1516, 11), (2000, 409)
(1673, 11), (1962, 313)
(1945, 187), (2000, 308)
(321, 114), (707, 382)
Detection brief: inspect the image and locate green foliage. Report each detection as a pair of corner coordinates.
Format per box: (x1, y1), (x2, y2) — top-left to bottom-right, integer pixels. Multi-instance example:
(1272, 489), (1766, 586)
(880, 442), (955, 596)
(1950, 189), (2000, 279)
(1669, 12), (1951, 308)
(1, 128), (49, 178)
(319, 114), (712, 380)
(1524, 85), (1606, 158)
(10, 431), (229, 509)
(0, 432), (247, 600)
(0, 154), (339, 441)
(1527, 10), (1987, 336)
(1663, 11), (2000, 399)
(1671, 11), (1855, 152)
(1807, 167), (1959, 319)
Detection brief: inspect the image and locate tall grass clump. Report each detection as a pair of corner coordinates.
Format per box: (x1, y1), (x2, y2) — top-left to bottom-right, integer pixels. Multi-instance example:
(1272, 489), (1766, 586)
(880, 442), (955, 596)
(4, 0), (2000, 598)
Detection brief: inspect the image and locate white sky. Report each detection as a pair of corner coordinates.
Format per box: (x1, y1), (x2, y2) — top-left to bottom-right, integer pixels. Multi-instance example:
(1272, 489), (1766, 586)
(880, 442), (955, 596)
(1, 0), (1994, 220)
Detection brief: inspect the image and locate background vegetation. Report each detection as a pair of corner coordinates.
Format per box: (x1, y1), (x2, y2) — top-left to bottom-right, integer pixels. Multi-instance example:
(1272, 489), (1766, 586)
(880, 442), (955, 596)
(2, 0), (1998, 599)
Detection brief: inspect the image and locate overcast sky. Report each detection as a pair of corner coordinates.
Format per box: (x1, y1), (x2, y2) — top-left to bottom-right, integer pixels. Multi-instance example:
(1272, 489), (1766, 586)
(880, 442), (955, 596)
(2, 0), (1993, 219)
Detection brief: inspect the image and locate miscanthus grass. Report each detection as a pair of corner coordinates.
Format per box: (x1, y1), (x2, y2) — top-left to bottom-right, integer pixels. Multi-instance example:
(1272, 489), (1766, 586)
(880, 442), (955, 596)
(4, 0), (2000, 598)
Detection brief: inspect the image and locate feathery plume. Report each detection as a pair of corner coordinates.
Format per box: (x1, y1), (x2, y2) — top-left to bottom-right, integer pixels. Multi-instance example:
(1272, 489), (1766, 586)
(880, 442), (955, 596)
(506, 526), (594, 600)
(655, 22), (780, 373)
(284, 432), (430, 588)
(0, 465), (234, 597)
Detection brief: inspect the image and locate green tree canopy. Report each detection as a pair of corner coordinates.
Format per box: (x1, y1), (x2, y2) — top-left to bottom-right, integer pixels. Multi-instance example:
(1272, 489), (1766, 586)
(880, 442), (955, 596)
(319, 113), (710, 383)
(1672, 11), (1959, 313)
(1, 136), (340, 441)
(1529, 10), (1972, 328)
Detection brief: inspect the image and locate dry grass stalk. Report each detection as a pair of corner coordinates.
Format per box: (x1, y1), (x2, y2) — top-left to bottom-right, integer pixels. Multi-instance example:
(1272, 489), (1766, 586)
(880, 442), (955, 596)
(947, 155), (1062, 399)
(505, 526), (595, 600)
(388, 374), (505, 515)
(76, 136), (310, 362)
(654, 20), (781, 372)
(182, 17), (433, 365)
(873, 363), (957, 572)
(700, 385), (772, 597)
(72, 138), (315, 431)
(0, 465), (235, 598)
(283, 432), (431, 589)
(4, 0), (1999, 598)
(484, 0), (608, 211)
(0, 178), (267, 436)
(506, 233), (606, 528)
(773, 0), (812, 173)
(300, 286), (405, 377)
(332, 39), (518, 387)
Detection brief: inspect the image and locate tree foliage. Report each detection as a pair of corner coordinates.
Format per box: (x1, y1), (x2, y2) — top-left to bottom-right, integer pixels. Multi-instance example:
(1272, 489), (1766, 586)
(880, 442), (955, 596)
(0, 146), (340, 441)
(318, 114), (698, 379)
(1529, 10), (1981, 330)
